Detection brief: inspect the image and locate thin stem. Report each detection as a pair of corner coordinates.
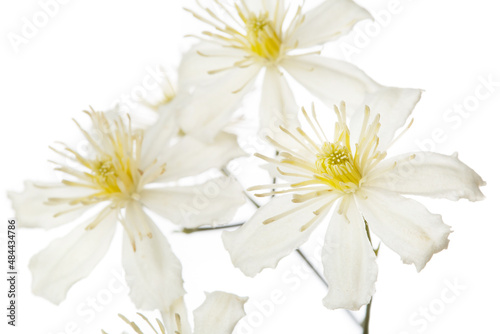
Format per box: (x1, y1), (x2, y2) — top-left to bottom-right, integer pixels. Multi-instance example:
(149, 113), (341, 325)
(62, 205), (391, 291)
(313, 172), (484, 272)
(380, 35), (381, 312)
(362, 218), (379, 333)
(181, 222), (244, 234)
(221, 167), (261, 208)
(362, 299), (372, 334)
(295, 248), (327, 286)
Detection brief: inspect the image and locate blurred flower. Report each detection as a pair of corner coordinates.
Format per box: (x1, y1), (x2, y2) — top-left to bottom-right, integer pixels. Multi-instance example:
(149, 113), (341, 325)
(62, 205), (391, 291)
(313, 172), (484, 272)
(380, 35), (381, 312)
(222, 102), (485, 310)
(8, 109), (245, 309)
(102, 292), (247, 334)
(178, 0), (421, 141)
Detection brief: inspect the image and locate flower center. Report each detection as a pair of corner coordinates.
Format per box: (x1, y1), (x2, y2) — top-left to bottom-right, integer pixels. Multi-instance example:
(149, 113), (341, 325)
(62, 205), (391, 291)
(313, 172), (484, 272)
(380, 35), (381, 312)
(244, 12), (281, 60)
(315, 142), (362, 192)
(53, 111), (143, 205)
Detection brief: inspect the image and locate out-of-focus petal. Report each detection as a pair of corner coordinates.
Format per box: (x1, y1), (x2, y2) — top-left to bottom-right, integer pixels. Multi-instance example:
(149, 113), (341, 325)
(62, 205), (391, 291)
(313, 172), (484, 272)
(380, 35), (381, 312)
(281, 54), (421, 150)
(161, 297), (192, 334)
(260, 66), (299, 134)
(355, 189), (451, 272)
(29, 209), (117, 304)
(8, 181), (94, 229)
(367, 152), (486, 201)
(178, 42), (249, 88)
(156, 132), (246, 182)
(322, 198), (377, 310)
(140, 109), (179, 169)
(222, 194), (337, 277)
(141, 177), (245, 228)
(122, 201), (184, 311)
(177, 43), (261, 141)
(289, 0), (371, 48)
(193, 292), (247, 334)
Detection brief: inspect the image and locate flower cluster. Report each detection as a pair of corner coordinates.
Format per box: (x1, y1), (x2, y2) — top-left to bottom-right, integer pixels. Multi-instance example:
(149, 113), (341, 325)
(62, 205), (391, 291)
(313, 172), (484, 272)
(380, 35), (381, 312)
(7, 0), (485, 332)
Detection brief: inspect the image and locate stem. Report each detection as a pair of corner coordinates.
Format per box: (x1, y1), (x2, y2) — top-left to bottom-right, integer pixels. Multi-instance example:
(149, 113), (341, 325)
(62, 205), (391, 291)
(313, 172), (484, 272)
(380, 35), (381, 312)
(295, 248), (327, 287)
(362, 219), (379, 333)
(362, 299), (372, 334)
(181, 222), (244, 234)
(221, 167), (261, 208)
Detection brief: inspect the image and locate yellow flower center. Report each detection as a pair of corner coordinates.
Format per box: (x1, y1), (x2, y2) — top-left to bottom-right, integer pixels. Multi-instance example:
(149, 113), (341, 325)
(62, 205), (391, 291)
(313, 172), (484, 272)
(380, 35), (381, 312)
(54, 111), (143, 205)
(244, 12), (281, 60)
(315, 142), (362, 193)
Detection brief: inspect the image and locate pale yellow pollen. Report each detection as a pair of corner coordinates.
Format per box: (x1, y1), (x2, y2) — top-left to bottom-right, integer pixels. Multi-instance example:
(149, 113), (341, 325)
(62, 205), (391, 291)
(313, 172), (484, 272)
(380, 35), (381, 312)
(315, 142), (362, 192)
(244, 12), (281, 60)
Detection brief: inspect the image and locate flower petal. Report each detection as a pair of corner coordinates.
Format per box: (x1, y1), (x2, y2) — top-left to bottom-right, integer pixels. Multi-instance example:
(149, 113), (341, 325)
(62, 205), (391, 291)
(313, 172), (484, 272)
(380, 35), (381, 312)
(122, 201), (184, 310)
(222, 194), (337, 277)
(193, 292), (247, 334)
(161, 297), (192, 334)
(178, 42), (249, 88)
(156, 132), (246, 182)
(368, 152), (486, 201)
(8, 181), (94, 229)
(355, 189), (451, 271)
(177, 42), (262, 141)
(281, 54), (421, 150)
(322, 198), (377, 310)
(260, 66), (299, 132)
(289, 0), (371, 48)
(141, 176), (245, 228)
(140, 108), (179, 170)
(29, 209), (117, 304)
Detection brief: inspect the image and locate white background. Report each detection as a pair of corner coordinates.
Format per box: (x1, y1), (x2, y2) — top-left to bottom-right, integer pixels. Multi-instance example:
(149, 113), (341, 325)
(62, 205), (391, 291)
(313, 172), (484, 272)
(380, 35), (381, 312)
(1, 0), (500, 333)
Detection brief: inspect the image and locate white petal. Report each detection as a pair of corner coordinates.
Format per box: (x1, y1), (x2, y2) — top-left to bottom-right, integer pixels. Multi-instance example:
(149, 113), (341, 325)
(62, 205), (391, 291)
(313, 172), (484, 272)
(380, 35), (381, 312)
(161, 297), (192, 334)
(349, 86), (422, 151)
(177, 42), (261, 141)
(282, 54), (421, 150)
(140, 108), (179, 170)
(156, 132), (246, 182)
(222, 194), (337, 277)
(141, 177), (245, 228)
(122, 202), (184, 310)
(177, 64), (261, 141)
(260, 66), (299, 132)
(29, 209), (117, 304)
(178, 42), (249, 88)
(322, 198), (377, 310)
(367, 152), (486, 201)
(289, 0), (371, 48)
(193, 292), (247, 334)
(355, 189), (451, 271)
(8, 181), (94, 229)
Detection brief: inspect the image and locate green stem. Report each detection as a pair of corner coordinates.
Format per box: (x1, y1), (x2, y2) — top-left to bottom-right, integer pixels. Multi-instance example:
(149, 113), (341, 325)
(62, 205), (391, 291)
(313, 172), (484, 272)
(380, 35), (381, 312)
(362, 219), (380, 333)
(362, 298), (373, 334)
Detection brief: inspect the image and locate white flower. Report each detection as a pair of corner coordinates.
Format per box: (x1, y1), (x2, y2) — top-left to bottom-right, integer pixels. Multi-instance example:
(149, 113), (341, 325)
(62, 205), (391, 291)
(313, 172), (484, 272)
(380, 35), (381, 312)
(222, 102), (485, 310)
(104, 292), (247, 334)
(177, 0), (421, 141)
(8, 110), (246, 309)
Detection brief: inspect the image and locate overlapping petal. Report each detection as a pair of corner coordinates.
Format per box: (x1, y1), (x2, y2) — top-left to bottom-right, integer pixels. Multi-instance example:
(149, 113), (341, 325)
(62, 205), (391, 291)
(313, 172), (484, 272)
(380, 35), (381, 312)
(355, 189), (451, 271)
(322, 198), (378, 310)
(222, 194), (337, 277)
(281, 54), (421, 150)
(141, 176), (245, 228)
(156, 132), (245, 182)
(260, 66), (299, 133)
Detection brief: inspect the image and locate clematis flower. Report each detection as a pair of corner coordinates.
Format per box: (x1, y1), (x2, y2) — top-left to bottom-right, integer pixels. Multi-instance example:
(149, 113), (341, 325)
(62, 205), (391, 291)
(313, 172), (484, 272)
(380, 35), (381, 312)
(103, 292), (247, 334)
(177, 0), (422, 141)
(8, 110), (246, 310)
(222, 102), (485, 310)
